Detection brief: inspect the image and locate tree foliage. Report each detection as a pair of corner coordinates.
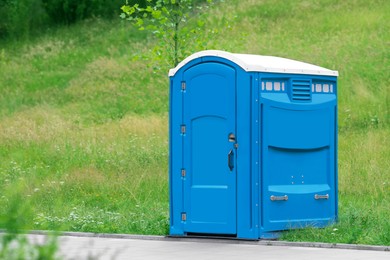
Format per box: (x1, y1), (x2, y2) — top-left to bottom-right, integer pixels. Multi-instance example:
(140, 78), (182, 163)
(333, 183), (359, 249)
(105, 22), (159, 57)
(121, 0), (216, 67)
(0, 0), (48, 40)
(0, 0), (135, 40)
(42, 0), (131, 25)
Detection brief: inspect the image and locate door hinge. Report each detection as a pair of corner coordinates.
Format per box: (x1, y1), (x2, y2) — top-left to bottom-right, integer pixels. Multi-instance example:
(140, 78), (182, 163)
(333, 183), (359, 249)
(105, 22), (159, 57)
(181, 213), (187, 221)
(181, 81), (186, 91)
(180, 124), (186, 134)
(181, 169), (186, 177)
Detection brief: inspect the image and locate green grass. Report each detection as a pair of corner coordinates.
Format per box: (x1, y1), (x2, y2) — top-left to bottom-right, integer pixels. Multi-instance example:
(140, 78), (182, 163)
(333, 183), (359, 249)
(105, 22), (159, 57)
(0, 18), (169, 235)
(0, 0), (389, 245)
(0, 113), (169, 234)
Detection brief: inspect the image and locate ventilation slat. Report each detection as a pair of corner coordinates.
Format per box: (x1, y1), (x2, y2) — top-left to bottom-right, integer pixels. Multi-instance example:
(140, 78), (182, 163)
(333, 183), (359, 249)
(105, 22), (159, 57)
(291, 79), (311, 101)
(292, 83), (310, 86)
(293, 96), (310, 100)
(293, 86), (311, 91)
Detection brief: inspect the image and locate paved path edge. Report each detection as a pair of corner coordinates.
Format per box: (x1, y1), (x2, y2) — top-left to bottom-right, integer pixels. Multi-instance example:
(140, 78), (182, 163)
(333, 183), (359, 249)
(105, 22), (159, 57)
(25, 230), (389, 252)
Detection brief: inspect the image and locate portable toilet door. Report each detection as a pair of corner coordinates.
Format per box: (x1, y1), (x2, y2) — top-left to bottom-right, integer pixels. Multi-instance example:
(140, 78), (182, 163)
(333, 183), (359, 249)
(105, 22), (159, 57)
(171, 59), (239, 235)
(169, 51), (256, 238)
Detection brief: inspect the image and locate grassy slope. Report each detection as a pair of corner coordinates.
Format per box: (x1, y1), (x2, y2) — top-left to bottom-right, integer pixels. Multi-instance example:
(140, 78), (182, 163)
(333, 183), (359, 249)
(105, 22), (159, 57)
(0, 0), (389, 244)
(0, 20), (170, 235)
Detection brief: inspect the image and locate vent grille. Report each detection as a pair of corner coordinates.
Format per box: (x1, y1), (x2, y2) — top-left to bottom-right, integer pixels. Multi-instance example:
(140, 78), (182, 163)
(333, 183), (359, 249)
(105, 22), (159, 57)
(291, 79), (311, 101)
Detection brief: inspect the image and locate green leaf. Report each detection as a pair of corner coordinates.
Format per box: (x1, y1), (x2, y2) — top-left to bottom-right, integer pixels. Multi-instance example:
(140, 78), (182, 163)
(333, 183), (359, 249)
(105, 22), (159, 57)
(121, 5), (130, 13)
(152, 10), (162, 19)
(136, 18), (144, 27)
(160, 6), (169, 15)
(146, 6), (153, 12)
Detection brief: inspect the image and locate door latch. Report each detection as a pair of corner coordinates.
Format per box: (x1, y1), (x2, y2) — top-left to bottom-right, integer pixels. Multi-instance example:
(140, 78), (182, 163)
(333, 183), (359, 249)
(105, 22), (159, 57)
(228, 133), (236, 143)
(229, 133), (238, 148)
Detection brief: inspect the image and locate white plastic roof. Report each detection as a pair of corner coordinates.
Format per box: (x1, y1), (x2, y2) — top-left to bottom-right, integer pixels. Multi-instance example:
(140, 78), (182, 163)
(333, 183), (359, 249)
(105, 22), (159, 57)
(168, 50), (338, 77)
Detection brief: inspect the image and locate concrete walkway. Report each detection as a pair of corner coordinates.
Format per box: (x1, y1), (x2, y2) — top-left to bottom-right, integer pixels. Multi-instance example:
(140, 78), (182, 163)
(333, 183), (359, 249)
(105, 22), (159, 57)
(28, 233), (389, 260)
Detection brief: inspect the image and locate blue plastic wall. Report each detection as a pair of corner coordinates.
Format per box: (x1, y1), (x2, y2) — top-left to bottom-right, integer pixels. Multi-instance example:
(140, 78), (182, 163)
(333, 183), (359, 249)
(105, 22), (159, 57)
(257, 74), (338, 238)
(169, 56), (337, 240)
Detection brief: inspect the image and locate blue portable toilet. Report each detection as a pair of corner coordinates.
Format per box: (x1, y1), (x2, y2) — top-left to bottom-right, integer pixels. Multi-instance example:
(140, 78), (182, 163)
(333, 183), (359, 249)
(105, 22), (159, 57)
(168, 50), (338, 239)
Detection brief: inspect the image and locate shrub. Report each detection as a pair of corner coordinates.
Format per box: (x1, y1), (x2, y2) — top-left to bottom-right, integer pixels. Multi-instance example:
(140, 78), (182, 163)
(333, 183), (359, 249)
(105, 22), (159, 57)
(0, 0), (49, 40)
(42, 0), (150, 25)
(0, 0), (151, 40)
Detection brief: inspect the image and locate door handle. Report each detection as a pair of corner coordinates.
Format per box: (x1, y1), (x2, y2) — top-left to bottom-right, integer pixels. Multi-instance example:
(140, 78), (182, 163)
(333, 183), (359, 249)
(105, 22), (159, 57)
(314, 194), (329, 200)
(228, 149), (234, 171)
(270, 195), (288, 201)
